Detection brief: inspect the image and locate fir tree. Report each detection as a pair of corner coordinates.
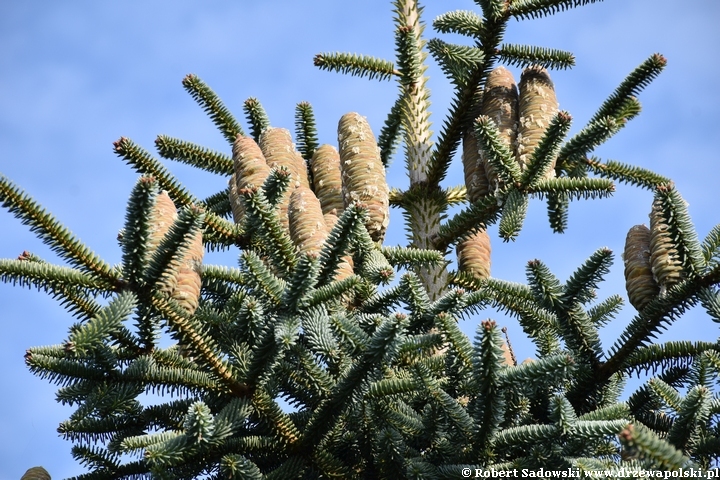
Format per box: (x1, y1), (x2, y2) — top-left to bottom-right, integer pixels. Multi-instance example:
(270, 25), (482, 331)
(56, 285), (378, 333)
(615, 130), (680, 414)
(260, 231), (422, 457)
(4, 1), (720, 478)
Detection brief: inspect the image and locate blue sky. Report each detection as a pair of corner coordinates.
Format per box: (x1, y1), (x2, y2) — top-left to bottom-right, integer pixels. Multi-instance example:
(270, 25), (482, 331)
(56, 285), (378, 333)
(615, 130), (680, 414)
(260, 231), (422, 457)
(1, 1), (719, 477)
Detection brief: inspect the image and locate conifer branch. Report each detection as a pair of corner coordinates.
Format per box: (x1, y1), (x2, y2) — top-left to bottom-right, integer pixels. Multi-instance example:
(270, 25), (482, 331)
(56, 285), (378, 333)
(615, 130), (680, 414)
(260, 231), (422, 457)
(588, 53), (667, 126)
(508, 0), (605, 20)
(427, 39), (485, 87)
(433, 10), (485, 38)
(378, 92), (405, 166)
(313, 53), (398, 81)
(618, 424), (691, 470)
(0, 174), (119, 284)
(243, 97), (271, 142)
(150, 294), (250, 397)
(1, 253), (105, 319)
(521, 111), (572, 187)
(182, 74), (244, 144)
(583, 157), (670, 190)
(498, 189), (529, 241)
(498, 44), (575, 70)
(529, 177), (615, 201)
(294, 101), (319, 162)
(114, 137), (197, 207)
(200, 188), (232, 218)
(473, 115), (522, 186)
(154, 135), (233, 176)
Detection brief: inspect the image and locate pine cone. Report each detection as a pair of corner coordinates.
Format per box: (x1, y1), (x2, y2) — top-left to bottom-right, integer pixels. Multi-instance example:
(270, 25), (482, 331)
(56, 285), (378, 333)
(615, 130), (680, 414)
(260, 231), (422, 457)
(649, 195), (684, 293)
(231, 135), (271, 224)
(623, 224), (659, 310)
(462, 86), (490, 203)
(148, 190), (177, 255)
(338, 112), (389, 243)
(478, 67), (519, 194)
(21, 467), (51, 480)
(517, 66), (558, 174)
(456, 228), (491, 280)
(311, 144), (344, 216)
(171, 223), (204, 315)
(259, 127), (311, 189)
(288, 185), (328, 256)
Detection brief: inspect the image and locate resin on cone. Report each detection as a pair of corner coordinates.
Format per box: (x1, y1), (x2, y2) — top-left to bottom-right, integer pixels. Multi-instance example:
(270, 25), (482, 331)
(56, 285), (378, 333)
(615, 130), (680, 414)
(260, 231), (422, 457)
(337, 112), (389, 243)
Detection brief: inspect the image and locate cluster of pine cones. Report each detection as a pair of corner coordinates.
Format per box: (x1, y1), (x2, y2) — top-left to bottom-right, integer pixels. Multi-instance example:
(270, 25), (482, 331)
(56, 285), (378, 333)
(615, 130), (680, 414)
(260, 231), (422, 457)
(458, 65), (559, 281)
(228, 112), (390, 281)
(623, 191), (686, 311)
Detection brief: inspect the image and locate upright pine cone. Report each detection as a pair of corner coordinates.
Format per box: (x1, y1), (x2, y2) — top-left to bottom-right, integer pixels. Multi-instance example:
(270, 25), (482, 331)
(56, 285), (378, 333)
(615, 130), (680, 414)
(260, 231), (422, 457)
(311, 144), (344, 216)
(259, 127), (310, 189)
(623, 224), (659, 310)
(456, 228), (491, 280)
(288, 185), (328, 255)
(21, 467), (51, 480)
(148, 190), (177, 255)
(258, 128), (310, 233)
(171, 214), (204, 316)
(477, 67), (519, 195)
(147, 191), (203, 315)
(517, 66), (558, 174)
(337, 112), (389, 243)
(649, 195), (684, 293)
(231, 135), (270, 224)
(462, 86), (490, 203)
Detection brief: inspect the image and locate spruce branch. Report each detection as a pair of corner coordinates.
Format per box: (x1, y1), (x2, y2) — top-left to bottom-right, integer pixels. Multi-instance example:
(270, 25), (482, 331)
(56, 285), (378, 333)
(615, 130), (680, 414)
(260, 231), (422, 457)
(588, 53), (667, 126)
(181, 73), (244, 144)
(433, 10), (485, 38)
(150, 294), (250, 397)
(313, 52), (398, 81)
(546, 190), (570, 233)
(243, 97), (271, 142)
(473, 115), (522, 186)
(529, 177), (615, 201)
(200, 188), (232, 218)
(154, 135), (234, 176)
(1, 253), (105, 320)
(652, 184), (705, 278)
(623, 341), (720, 377)
(0, 174), (119, 284)
(561, 247), (613, 307)
(618, 424), (692, 470)
(521, 110), (573, 187)
(427, 38), (485, 87)
(557, 116), (623, 169)
(378, 92), (405, 166)
(294, 101), (319, 162)
(583, 156), (670, 190)
(498, 189), (529, 242)
(498, 44), (575, 70)
(508, 0), (605, 20)
(113, 137), (197, 208)
(477, 0), (507, 22)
